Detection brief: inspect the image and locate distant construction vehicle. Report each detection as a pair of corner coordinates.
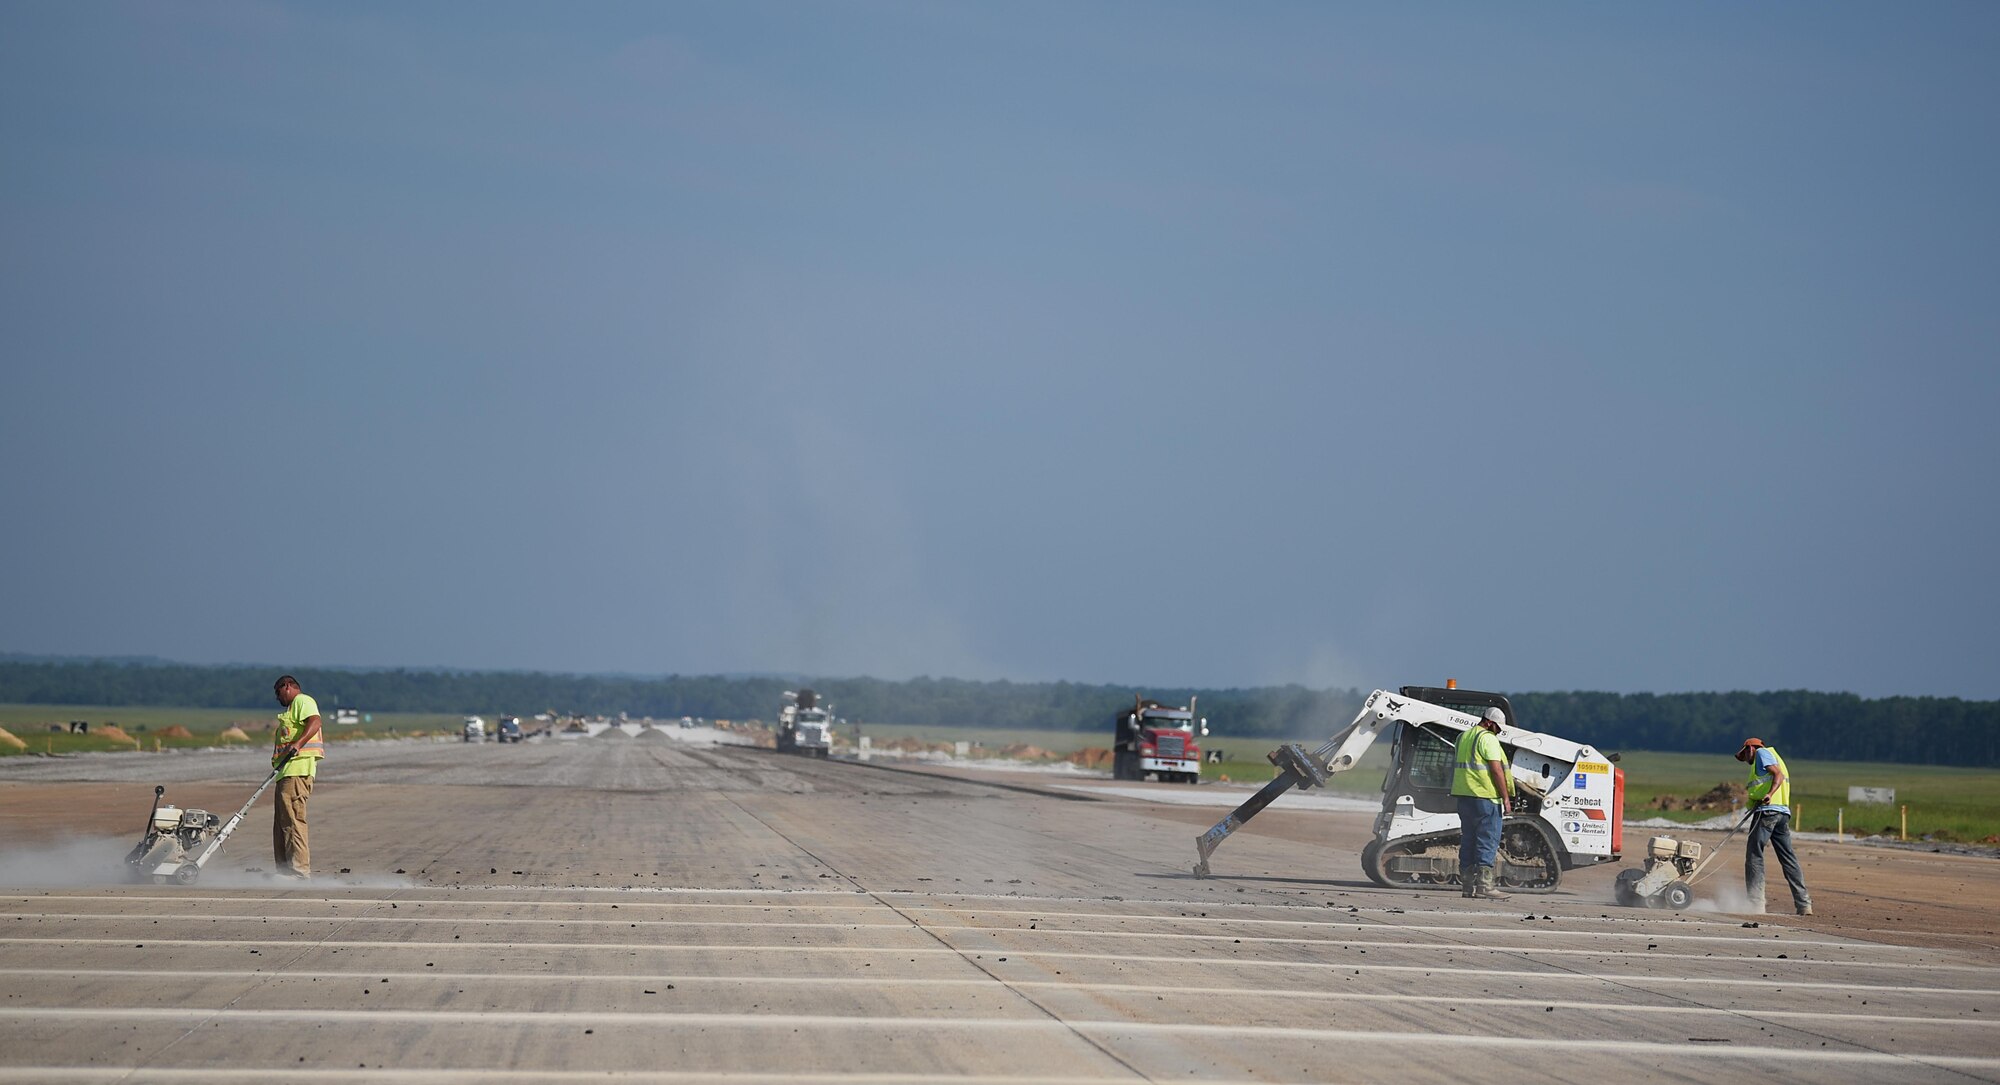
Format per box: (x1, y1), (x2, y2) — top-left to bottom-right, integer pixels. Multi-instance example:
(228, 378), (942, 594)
(1192, 683), (1624, 893)
(1112, 695), (1207, 784)
(776, 689), (833, 758)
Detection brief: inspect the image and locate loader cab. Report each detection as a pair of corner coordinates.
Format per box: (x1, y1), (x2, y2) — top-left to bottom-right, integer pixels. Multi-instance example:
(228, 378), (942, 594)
(1383, 724), (1460, 815)
(1382, 687), (1520, 816)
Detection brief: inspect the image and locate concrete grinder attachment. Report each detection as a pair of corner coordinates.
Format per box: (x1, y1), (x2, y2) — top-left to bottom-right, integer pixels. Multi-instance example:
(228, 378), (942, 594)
(124, 771), (278, 885)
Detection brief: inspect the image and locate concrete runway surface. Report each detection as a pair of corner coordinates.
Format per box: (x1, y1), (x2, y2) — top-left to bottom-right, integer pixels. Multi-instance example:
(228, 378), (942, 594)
(1, 735), (1996, 1084)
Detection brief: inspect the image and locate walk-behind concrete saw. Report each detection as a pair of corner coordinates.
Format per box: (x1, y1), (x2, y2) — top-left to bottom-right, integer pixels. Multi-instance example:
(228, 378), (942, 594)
(124, 771), (278, 885)
(1614, 810), (1754, 910)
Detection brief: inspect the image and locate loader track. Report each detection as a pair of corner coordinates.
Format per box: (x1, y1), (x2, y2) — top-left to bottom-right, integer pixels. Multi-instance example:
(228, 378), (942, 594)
(1361, 817), (1565, 893)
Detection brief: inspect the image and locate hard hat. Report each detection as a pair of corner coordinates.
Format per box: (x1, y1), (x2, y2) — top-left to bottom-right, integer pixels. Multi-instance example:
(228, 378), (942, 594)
(1737, 737), (1765, 757)
(1481, 707), (1506, 727)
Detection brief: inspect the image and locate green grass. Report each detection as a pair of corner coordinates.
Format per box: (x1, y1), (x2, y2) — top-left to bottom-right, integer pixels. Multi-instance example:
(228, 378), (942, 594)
(0, 703), (471, 756)
(8, 706), (1996, 841)
(845, 721), (2000, 839)
(1613, 749), (2000, 842)
(841, 721), (1394, 793)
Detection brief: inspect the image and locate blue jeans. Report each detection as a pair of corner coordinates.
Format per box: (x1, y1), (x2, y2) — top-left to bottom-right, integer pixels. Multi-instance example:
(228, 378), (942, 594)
(1745, 809), (1811, 911)
(1457, 795), (1503, 870)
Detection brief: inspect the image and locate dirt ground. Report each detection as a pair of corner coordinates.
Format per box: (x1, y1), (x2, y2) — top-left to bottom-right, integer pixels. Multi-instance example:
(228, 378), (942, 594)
(1121, 800), (2000, 961)
(7, 753), (1996, 960)
(2, 741), (1997, 1084)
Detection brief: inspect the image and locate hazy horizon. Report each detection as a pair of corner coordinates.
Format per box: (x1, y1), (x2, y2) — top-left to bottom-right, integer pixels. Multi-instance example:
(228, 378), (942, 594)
(4, 4), (1996, 699)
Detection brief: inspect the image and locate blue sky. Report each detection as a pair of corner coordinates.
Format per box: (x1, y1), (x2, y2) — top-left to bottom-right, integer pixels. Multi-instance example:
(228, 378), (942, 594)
(3, 3), (1995, 698)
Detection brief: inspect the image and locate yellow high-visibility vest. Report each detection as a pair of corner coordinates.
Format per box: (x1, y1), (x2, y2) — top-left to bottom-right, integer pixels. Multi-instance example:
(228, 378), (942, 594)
(1451, 727), (1510, 801)
(275, 693), (325, 778)
(1746, 747), (1790, 809)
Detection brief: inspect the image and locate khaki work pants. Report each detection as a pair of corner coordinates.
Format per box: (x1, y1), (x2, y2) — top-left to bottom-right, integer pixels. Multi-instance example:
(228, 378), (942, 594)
(274, 774), (313, 876)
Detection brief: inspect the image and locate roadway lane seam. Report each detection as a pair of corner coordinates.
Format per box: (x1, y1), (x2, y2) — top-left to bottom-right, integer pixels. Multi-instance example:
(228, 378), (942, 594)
(103, 885), (408, 1085)
(3, 969), (1989, 1025)
(3, 961), (1986, 995)
(4, 933), (1973, 972)
(1332, 880), (1996, 1081)
(9, 1008), (2000, 1070)
(708, 785), (1157, 1084)
(1, 909), (1930, 954)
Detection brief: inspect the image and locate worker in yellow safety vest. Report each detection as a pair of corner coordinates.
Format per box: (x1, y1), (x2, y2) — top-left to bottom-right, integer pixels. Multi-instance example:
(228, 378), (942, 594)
(1451, 707), (1515, 901)
(1736, 737), (1811, 916)
(272, 675), (325, 880)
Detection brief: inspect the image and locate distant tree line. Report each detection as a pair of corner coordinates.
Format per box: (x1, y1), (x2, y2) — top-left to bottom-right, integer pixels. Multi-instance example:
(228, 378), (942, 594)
(0, 660), (1992, 766)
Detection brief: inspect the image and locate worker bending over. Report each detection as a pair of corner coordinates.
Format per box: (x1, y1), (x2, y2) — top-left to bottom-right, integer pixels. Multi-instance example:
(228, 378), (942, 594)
(1737, 737), (1811, 916)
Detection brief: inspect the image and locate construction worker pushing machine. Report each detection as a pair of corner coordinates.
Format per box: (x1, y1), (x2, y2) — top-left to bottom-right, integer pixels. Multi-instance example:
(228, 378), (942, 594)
(272, 675), (324, 880)
(1737, 737), (1812, 915)
(1452, 706), (1513, 900)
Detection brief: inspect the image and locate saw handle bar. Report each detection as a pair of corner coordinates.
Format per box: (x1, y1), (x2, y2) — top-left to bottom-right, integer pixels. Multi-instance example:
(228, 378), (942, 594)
(1685, 809), (1758, 888)
(142, 785), (166, 832)
(189, 769), (282, 873)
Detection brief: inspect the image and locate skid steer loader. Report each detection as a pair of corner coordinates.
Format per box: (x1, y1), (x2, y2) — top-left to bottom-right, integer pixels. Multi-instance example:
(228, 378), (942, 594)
(1194, 684), (1625, 893)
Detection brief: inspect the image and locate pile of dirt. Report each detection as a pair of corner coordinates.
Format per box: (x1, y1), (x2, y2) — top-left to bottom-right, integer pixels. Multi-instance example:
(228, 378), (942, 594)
(593, 726), (631, 740)
(632, 727), (670, 742)
(1651, 781), (1746, 812)
(156, 725), (194, 739)
(1068, 747), (1114, 770)
(0, 725), (25, 751)
(998, 744), (1056, 760)
(217, 727), (251, 743)
(95, 725), (139, 746)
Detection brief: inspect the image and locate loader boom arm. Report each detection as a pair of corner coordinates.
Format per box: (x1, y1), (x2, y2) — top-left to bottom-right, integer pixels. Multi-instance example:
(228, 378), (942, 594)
(1192, 691), (1401, 877)
(1193, 688), (1526, 878)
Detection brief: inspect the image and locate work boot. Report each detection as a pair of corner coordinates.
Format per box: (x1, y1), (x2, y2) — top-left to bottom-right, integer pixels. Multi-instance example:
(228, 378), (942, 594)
(1472, 865), (1511, 901)
(1459, 866), (1476, 898)
(1796, 903), (1813, 916)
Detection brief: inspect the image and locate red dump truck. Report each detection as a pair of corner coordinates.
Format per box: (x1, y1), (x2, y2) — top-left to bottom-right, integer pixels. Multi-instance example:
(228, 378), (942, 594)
(1112, 695), (1207, 784)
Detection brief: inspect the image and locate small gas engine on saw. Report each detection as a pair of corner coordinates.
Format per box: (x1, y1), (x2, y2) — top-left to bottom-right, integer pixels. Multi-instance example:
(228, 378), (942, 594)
(1614, 811), (1754, 910)
(1614, 837), (1701, 910)
(124, 771), (278, 885)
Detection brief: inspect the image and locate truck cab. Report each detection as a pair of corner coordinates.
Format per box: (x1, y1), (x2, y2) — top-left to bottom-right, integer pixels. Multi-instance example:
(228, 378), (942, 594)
(776, 689), (833, 758)
(1112, 696), (1207, 784)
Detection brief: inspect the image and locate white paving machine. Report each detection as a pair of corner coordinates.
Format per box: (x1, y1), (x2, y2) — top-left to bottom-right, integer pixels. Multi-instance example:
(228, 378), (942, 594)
(124, 771), (279, 885)
(1193, 684), (1626, 893)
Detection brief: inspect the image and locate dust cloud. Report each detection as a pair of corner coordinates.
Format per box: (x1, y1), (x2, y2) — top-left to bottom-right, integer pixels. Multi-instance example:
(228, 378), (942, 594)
(0, 837), (144, 888)
(1690, 871), (1759, 914)
(0, 837), (414, 890)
